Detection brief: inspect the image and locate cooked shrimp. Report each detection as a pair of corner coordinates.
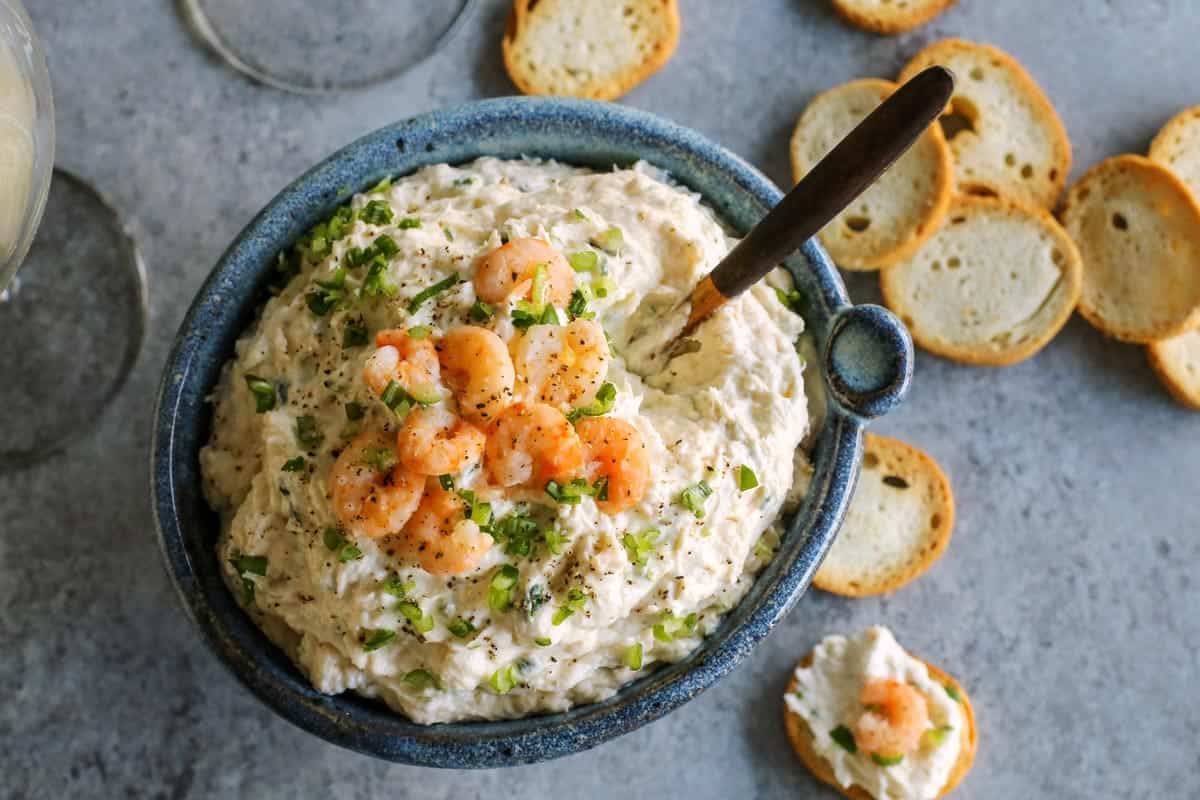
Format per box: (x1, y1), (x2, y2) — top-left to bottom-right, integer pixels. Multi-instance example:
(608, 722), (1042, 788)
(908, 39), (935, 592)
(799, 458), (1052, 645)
(397, 479), (493, 575)
(510, 318), (611, 410)
(363, 329), (441, 398)
(328, 432), (424, 540)
(396, 405), (486, 476)
(575, 417), (649, 514)
(853, 679), (931, 757)
(484, 403), (584, 488)
(474, 237), (574, 307)
(437, 325), (516, 425)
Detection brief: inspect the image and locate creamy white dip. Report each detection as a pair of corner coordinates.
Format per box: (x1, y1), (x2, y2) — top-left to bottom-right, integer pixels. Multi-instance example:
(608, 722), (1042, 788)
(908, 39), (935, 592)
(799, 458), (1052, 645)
(201, 157), (808, 723)
(786, 627), (964, 800)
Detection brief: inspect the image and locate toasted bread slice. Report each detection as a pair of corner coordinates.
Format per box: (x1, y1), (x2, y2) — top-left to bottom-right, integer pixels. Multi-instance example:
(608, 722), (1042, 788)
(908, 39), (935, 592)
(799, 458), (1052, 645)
(1149, 106), (1200, 199)
(501, 0), (680, 101)
(1148, 330), (1200, 410)
(785, 652), (977, 800)
(830, 0), (958, 34)
(1060, 154), (1200, 343)
(879, 195), (1082, 366)
(813, 434), (954, 597)
(791, 79), (953, 271)
(898, 39), (1071, 209)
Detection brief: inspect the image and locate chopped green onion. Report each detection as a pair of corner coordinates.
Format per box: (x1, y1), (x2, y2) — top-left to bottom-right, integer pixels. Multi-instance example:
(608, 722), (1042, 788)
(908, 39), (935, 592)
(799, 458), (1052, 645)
(453, 176), (474, 187)
(539, 305), (561, 325)
(339, 544), (363, 562)
(753, 537), (774, 560)
(566, 382), (616, 421)
(543, 527), (567, 555)
(342, 322), (369, 348)
(231, 553), (268, 577)
(403, 669), (441, 690)
(244, 375), (277, 413)
(593, 476), (609, 502)
(323, 527), (347, 552)
(407, 325), (433, 340)
(775, 287), (804, 313)
(922, 725), (954, 749)
(736, 465), (759, 491)
(830, 725), (857, 754)
(362, 629), (396, 651)
(361, 258), (398, 298)
(622, 528), (660, 568)
(871, 753), (904, 767)
(362, 445), (398, 472)
(488, 565), (520, 612)
(295, 415), (323, 450)
(397, 217), (421, 229)
(552, 588), (587, 626)
(511, 302), (540, 330)
(345, 401), (366, 421)
(567, 288), (592, 320)
(398, 601), (434, 633)
(306, 266), (349, 317)
(526, 583), (549, 618)
(490, 664), (518, 694)
(373, 235), (399, 258)
(624, 642), (644, 670)
(534, 637), (552, 647)
(360, 199), (394, 226)
(944, 684), (962, 703)
(442, 225), (454, 242)
(438, 474), (454, 491)
(530, 263), (550, 311)
(408, 383), (443, 406)
(280, 457), (306, 473)
(368, 176), (392, 193)
(591, 227), (624, 253)
(469, 300), (495, 322)
(381, 576), (415, 598)
(230, 553), (267, 603)
(545, 477), (602, 505)
(677, 480), (714, 518)
(407, 274), (461, 314)
(447, 617), (476, 638)
(568, 250), (599, 273)
(652, 611), (698, 642)
(572, 208), (587, 221)
(593, 275), (616, 298)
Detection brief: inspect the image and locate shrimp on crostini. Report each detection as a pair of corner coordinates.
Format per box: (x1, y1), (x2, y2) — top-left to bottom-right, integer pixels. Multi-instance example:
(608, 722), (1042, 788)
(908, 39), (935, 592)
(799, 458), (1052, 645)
(363, 328), (442, 399)
(437, 325), (516, 425)
(484, 402), (584, 488)
(510, 318), (611, 411)
(575, 416), (649, 514)
(328, 431), (424, 540)
(474, 237), (574, 307)
(395, 404), (486, 476)
(853, 679), (931, 758)
(397, 478), (493, 576)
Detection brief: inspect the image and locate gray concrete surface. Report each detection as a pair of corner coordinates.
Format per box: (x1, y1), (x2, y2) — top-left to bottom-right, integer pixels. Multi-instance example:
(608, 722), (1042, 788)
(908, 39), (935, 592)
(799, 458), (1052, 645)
(3, 0), (1198, 797)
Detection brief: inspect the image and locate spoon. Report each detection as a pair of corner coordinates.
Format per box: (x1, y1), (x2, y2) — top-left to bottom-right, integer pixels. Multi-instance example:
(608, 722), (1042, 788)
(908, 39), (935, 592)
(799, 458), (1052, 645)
(642, 66), (955, 361)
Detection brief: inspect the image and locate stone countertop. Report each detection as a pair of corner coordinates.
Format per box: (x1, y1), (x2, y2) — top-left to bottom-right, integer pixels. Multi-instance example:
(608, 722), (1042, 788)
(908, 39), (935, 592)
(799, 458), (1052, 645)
(4, 1), (1198, 797)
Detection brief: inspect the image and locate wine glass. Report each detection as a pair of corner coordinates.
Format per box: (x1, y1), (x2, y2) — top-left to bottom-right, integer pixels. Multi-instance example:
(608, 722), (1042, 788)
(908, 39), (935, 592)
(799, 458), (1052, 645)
(0, 0), (146, 468)
(179, 0), (476, 94)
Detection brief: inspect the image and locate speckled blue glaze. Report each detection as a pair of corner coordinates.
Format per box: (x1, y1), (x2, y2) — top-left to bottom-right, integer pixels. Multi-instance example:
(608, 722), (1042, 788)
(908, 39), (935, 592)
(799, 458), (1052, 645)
(151, 97), (912, 768)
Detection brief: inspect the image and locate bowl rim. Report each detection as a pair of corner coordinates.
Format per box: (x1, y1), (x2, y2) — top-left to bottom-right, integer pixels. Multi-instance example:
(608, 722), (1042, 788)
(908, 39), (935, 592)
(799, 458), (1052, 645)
(151, 96), (870, 768)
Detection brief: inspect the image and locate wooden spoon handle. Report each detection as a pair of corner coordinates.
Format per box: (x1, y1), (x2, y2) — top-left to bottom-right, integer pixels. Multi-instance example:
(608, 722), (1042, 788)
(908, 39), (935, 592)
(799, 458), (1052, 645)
(684, 66), (955, 331)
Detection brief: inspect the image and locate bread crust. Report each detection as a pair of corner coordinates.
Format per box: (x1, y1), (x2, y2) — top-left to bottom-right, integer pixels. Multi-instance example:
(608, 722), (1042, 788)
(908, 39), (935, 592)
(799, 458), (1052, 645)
(790, 78), (953, 271)
(501, 0), (681, 101)
(813, 433), (954, 597)
(898, 38), (1071, 210)
(1147, 333), (1200, 411)
(1060, 154), (1200, 343)
(878, 194), (1083, 367)
(830, 0), (958, 35)
(784, 652), (977, 800)
(1149, 105), (1200, 177)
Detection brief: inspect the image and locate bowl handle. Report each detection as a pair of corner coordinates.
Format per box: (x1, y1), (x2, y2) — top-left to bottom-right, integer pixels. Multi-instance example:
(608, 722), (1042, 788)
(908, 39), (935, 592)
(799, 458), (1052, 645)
(822, 304), (913, 421)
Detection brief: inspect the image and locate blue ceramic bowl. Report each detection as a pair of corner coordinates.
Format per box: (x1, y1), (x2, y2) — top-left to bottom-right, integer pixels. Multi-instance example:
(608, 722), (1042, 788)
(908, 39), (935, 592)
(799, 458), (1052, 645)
(151, 97), (912, 768)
